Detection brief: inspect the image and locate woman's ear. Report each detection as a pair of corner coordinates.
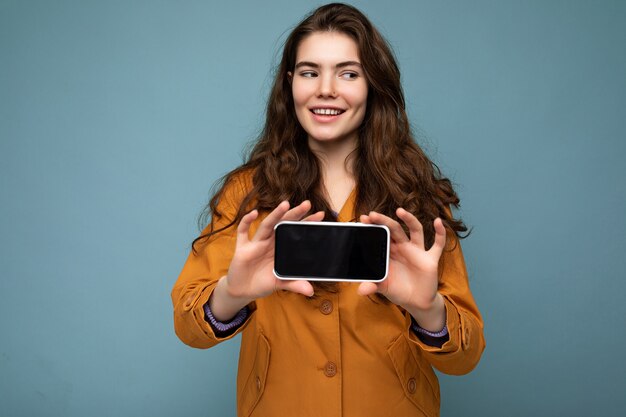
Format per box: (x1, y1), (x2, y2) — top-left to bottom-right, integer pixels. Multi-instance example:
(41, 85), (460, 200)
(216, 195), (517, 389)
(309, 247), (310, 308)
(287, 71), (293, 85)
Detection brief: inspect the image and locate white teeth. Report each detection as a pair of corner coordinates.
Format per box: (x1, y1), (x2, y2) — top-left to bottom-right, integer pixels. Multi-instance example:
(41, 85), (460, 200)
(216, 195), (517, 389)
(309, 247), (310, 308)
(312, 108), (342, 115)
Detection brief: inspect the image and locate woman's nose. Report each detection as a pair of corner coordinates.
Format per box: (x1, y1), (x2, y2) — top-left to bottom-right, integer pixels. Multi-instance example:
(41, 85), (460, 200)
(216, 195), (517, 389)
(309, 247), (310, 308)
(317, 74), (336, 98)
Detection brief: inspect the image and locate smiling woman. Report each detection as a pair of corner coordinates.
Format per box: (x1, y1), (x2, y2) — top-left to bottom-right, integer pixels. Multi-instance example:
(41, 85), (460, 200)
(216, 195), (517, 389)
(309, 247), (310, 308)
(289, 31), (369, 210)
(172, 3), (484, 416)
(289, 32), (368, 150)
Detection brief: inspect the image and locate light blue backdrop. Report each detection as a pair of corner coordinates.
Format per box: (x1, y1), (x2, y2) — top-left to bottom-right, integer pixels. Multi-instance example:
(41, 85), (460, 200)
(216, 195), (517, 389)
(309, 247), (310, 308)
(1, 1), (625, 416)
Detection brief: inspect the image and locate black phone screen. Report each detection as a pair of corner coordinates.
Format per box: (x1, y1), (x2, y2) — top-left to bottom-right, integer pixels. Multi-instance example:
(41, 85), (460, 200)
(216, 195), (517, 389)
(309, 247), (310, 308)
(274, 222), (389, 281)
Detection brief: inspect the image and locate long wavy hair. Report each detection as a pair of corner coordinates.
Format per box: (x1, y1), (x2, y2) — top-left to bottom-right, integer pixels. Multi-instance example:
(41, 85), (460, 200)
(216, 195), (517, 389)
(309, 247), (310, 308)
(193, 3), (467, 291)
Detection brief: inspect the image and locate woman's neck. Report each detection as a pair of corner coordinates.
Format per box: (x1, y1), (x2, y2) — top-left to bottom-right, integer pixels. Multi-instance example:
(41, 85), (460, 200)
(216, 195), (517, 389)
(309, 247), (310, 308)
(308, 137), (357, 212)
(308, 135), (356, 174)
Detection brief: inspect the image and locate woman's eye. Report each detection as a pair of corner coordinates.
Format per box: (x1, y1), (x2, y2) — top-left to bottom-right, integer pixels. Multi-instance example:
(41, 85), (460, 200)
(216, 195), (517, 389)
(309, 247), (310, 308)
(300, 71), (317, 78)
(340, 72), (359, 80)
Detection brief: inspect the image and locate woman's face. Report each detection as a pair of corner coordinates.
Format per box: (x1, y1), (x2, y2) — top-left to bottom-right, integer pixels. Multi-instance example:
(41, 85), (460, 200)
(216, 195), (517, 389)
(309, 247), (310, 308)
(290, 32), (368, 150)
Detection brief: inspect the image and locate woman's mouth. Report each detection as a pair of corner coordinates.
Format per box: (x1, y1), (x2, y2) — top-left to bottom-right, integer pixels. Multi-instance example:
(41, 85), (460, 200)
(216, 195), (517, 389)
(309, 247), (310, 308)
(310, 108), (345, 116)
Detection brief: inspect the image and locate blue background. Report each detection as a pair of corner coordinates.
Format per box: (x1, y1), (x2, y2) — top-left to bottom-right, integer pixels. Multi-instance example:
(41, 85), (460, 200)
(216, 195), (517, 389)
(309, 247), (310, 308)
(2, 1), (625, 416)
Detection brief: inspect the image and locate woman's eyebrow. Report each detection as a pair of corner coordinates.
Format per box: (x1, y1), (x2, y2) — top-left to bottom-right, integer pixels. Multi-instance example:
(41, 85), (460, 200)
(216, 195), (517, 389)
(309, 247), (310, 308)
(336, 61), (362, 69)
(294, 60), (363, 69)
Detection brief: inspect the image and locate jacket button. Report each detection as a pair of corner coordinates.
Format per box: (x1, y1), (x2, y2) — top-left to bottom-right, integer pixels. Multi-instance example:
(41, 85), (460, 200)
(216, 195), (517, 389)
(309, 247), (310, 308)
(324, 361), (337, 377)
(256, 377), (261, 391)
(183, 295), (195, 311)
(407, 377), (417, 394)
(319, 299), (333, 315)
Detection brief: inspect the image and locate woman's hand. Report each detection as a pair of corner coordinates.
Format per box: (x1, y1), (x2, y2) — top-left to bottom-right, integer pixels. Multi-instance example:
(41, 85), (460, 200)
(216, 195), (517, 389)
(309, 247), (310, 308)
(209, 200), (324, 321)
(358, 208), (447, 331)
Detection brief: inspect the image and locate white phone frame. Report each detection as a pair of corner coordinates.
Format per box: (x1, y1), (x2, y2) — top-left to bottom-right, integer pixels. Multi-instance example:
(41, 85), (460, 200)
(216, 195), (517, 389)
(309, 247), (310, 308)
(273, 221), (390, 282)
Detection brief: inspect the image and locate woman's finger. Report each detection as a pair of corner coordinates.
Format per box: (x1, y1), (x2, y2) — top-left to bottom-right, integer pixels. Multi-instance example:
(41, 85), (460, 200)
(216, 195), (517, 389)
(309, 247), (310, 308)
(276, 279), (315, 297)
(253, 201), (290, 241)
(303, 211), (325, 222)
(236, 209), (258, 246)
(396, 208), (425, 249)
(281, 200), (313, 222)
(428, 218), (447, 258)
(357, 281), (380, 297)
(367, 211), (409, 243)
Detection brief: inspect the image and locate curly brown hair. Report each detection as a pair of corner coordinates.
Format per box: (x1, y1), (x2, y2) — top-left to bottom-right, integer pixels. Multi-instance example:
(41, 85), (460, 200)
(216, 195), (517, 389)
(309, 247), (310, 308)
(193, 3), (468, 284)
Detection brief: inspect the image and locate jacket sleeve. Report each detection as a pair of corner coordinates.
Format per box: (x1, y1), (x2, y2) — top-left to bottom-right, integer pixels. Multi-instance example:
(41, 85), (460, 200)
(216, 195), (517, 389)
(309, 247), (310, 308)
(171, 176), (255, 349)
(406, 234), (486, 375)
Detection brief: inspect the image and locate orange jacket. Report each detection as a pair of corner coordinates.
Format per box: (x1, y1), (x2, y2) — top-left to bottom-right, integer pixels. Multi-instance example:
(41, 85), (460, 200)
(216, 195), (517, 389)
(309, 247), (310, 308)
(172, 174), (485, 417)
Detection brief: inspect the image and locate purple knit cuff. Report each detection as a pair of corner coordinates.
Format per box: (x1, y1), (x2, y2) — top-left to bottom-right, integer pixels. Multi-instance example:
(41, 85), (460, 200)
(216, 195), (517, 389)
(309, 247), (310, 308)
(203, 302), (249, 335)
(411, 321), (448, 338)
(411, 319), (449, 348)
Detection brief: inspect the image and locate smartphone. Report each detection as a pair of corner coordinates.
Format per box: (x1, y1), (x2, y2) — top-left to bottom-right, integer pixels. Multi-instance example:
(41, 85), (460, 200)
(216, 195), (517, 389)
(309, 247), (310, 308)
(273, 221), (390, 282)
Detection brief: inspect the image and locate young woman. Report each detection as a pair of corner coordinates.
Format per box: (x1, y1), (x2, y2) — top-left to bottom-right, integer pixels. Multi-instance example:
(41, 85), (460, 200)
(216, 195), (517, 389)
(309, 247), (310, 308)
(172, 3), (484, 416)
